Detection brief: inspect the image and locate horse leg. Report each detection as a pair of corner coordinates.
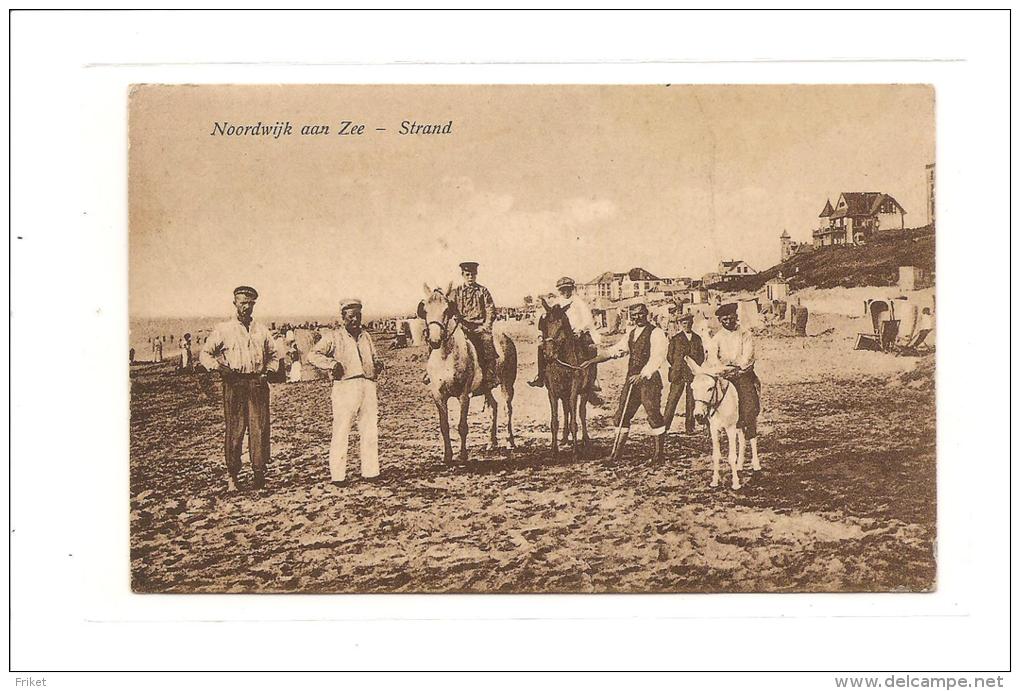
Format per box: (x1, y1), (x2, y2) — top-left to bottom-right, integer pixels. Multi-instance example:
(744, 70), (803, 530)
(560, 397), (570, 445)
(548, 391), (559, 453)
(485, 391), (499, 451)
(458, 393), (471, 463)
(579, 391), (590, 448)
(710, 421), (722, 487)
(736, 428), (745, 471)
(725, 425), (741, 490)
(569, 389), (579, 460)
(437, 398), (453, 464)
(750, 436), (761, 471)
(504, 384), (516, 449)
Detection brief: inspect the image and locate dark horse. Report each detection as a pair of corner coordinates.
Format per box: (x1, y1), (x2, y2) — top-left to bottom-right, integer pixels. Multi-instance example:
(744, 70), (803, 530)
(538, 297), (597, 456)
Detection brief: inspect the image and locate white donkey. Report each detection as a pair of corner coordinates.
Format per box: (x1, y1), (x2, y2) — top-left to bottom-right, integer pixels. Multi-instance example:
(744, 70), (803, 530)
(685, 356), (761, 489)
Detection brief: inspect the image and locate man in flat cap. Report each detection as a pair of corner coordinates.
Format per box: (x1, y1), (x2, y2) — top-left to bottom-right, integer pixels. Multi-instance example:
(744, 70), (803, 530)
(582, 302), (668, 462)
(528, 276), (603, 402)
(706, 302), (762, 466)
(199, 286), (282, 491)
(449, 261), (498, 390)
(308, 298), (384, 486)
(664, 312), (705, 436)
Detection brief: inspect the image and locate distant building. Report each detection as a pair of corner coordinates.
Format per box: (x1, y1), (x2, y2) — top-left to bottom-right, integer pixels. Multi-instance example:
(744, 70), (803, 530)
(780, 229), (813, 262)
(578, 267), (683, 307)
(701, 271), (723, 287)
(813, 192), (906, 247)
(926, 163), (935, 226)
(718, 259), (757, 282)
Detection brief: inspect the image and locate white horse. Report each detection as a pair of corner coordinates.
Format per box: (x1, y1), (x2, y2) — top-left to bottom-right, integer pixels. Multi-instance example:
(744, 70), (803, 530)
(685, 356), (761, 489)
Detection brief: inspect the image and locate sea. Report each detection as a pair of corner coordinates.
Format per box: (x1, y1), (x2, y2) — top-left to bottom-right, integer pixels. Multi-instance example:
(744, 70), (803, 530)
(128, 313), (409, 363)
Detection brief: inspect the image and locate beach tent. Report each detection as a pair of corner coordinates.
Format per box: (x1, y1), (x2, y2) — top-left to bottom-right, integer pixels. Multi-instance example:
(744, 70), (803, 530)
(403, 319), (426, 346)
(289, 328), (329, 380)
(736, 299), (763, 330)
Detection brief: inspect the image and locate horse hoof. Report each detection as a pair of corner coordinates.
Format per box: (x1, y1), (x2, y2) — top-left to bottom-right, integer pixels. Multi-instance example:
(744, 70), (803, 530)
(752, 462), (762, 471)
(732, 482), (741, 490)
(489, 443), (499, 452)
(710, 478), (720, 488)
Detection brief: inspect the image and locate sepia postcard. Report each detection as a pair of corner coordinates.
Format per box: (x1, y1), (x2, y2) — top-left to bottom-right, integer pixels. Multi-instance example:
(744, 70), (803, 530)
(129, 84), (936, 594)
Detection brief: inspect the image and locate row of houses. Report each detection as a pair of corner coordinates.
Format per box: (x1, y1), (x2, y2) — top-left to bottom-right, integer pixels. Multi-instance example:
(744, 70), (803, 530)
(552, 182), (923, 318)
(573, 260), (758, 310)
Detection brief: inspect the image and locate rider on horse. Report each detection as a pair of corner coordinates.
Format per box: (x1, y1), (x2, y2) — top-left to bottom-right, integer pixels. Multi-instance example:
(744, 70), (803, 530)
(528, 276), (602, 401)
(707, 302), (761, 443)
(449, 261), (499, 390)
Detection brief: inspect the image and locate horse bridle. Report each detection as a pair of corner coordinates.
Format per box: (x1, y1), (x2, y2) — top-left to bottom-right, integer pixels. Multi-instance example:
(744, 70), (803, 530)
(542, 313), (589, 371)
(426, 310), (460, 350)
(692, 374), (729, 419)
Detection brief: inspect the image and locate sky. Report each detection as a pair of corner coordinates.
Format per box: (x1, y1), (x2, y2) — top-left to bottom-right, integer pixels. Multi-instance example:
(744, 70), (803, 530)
(129, 84), (934, 319)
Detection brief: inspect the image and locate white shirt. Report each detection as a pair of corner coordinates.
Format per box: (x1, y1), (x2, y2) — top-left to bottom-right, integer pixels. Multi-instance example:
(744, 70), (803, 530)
(545, 293), (599, 344)
(707, 326), (755, 370)
(605, 324), (669, 381)
(199, 318), (280, 374)
(307, 328), (380, 382)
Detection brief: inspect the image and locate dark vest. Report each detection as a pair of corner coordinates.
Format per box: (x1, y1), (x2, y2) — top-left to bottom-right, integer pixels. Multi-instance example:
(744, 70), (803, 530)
(627, 325), (654, 376)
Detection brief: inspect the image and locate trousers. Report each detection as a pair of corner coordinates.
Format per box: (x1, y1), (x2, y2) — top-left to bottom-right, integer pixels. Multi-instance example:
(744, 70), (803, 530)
(663, 376), (695, 433)
(615, 372), (666, 436)
(463, 324), (498, 386)
(222, 376), (270, 479)
(329, 378), (380, 482)
(724, 368), (761, 439)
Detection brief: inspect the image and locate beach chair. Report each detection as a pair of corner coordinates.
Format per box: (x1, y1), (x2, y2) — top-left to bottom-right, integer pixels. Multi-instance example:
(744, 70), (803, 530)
(896, 328), (933, 356)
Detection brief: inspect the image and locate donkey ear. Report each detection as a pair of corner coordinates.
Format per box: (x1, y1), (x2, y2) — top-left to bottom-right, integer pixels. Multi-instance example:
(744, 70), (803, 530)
(416, 301), (426, 320)
(423, 283), (432, 297)
(445, 280), (454, 297)
(539, 296), (550, 311)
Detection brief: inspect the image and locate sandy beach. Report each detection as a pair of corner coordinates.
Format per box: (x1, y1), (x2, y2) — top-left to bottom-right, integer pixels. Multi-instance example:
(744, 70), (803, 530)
(129, 305), (935, 594)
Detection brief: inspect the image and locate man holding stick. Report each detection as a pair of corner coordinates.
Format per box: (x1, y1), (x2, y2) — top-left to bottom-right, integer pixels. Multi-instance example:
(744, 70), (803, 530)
(582, 302), (668, 462)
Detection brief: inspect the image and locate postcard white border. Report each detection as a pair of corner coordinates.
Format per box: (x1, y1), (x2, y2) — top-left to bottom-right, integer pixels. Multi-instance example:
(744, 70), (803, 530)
(8, 9), (1013, 678)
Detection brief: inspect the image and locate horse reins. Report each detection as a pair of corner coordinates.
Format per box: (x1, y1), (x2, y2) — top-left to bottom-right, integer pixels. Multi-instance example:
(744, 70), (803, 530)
(693, 375), (729, 419)
(544, 332), (590, 371)
(426, 314), (460, 351)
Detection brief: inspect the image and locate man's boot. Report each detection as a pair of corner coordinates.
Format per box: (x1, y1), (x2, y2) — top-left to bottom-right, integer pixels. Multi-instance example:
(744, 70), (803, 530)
(528, 349), (545, 388)
(651, 434), (665, 463)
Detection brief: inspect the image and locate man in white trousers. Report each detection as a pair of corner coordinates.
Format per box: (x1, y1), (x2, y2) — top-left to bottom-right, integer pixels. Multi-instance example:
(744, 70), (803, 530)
(308, 298), (384, 487)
